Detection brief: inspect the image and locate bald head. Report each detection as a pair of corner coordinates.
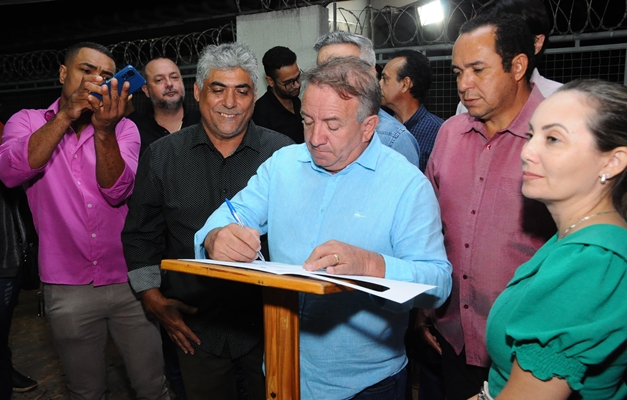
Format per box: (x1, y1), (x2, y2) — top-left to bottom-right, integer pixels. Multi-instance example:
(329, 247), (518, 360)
(142, 57), (185, 110)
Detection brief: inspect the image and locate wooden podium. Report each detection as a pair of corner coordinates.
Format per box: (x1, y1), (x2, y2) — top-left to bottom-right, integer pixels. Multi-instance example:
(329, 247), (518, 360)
(161, 259), (350, 400)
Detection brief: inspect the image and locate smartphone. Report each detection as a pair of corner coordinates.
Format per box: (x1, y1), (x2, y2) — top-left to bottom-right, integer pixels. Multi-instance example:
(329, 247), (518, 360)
(90, 64), (146, 101)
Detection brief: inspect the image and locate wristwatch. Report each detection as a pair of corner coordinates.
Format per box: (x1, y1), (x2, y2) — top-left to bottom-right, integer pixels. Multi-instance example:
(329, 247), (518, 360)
(478, 381), (493, 400)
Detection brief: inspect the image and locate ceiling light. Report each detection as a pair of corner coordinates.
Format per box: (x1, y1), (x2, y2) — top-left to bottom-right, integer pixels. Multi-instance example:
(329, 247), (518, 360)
(418, 1), (444, 26)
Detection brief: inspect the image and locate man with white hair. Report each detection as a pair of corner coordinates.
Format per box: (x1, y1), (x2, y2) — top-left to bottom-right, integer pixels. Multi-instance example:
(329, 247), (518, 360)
(122, 43), (294, 400)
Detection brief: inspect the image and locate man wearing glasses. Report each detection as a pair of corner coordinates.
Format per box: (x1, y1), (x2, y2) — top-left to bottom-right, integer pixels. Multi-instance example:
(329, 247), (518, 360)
(252, 46), (304, 143)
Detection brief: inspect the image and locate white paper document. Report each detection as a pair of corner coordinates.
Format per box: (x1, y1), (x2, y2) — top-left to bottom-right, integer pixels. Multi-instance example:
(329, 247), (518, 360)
(180, 259), (435, 304)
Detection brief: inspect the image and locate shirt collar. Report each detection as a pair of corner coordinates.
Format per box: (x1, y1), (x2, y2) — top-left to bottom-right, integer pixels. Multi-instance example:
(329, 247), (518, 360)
(190, 119), (261, 154)
(145, 101), (191, 119)
(462, 84), (544, 138)
(404, 104), (427, 129)
(44, 98), (62, 122)
(265, 86), (300, 113)
(506, 84), (544, 138)
(297, 132), (381, 175)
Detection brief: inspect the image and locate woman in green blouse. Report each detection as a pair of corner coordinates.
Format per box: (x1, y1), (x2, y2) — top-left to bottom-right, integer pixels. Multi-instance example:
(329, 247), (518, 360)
(473, 79), (627, 399)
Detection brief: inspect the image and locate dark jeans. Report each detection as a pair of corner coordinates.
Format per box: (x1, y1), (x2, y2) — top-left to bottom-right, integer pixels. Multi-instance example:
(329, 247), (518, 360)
(352, 367), (407, 400)
(405, 309), (445, 400)
(433, 328), (488, 400)
(416, 326), (445, 400)
(176, 341), (265, 400)
(0, 275), (20, 400)
(161, 326), (186, 399)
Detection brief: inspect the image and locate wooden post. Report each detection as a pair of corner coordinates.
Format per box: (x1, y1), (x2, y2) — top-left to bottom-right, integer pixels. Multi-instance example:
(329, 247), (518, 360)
(263, 288), (300, 399)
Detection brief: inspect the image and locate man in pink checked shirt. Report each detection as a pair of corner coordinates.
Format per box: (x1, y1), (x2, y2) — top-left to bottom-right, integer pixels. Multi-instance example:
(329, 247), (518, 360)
(422, 12), (556, 400)
(0, 42), (169, 400)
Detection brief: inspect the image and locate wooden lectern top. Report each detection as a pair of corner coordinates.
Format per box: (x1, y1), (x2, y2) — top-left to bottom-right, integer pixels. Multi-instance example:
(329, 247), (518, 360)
(161, 258), (351, 399)
(161, 259), (349, 295)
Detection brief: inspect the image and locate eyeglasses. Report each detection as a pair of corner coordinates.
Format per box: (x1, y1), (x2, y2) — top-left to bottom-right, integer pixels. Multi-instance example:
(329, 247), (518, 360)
(276, 70), (303, 89)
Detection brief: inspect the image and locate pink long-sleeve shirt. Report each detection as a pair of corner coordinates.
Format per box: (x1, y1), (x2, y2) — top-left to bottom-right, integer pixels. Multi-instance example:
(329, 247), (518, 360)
(426, 85), (556, 367)
(0, 99), (140, 286)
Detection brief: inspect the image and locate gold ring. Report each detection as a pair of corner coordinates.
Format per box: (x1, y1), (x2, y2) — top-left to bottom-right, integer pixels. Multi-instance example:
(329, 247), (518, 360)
(333, 254), (340, 265)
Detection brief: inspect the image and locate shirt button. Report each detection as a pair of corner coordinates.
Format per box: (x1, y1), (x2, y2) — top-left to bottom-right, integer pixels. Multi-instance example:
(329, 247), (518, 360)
(91, 233), (96, 238)
(479, 177), (484, 182)
(463, 275), (468, 279)
(487, 144), (492, 150)
(74, 154), (78, 158)
(87, 204), (92, 208)
(471, 210), (476, 215)
(77, 181), (81, 185)
(464, 243), (469, 248)
(463, 304), (469, 309)
(93, 261), (98, 265)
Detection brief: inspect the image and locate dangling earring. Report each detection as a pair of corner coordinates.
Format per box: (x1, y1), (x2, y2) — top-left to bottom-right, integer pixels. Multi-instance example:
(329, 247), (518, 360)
(601, 174), (609, 184)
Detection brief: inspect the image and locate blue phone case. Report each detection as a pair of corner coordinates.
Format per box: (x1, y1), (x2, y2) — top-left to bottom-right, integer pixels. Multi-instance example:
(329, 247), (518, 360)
(90, 64), (146, 101)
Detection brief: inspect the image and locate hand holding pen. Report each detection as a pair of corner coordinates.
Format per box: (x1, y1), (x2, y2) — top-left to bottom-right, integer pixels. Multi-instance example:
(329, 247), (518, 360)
(225, 198), (266, 262)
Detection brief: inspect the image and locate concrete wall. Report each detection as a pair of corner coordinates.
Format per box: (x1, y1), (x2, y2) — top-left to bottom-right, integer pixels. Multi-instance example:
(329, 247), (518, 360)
(327, 0), (370, 34)
(237, 5), (329, 97)
(371, 0), (412, 9)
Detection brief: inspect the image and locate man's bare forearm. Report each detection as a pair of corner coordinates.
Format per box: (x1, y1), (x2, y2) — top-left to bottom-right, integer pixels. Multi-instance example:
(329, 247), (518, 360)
(27, 111), (72, 169)
(94, 128), (125, 188)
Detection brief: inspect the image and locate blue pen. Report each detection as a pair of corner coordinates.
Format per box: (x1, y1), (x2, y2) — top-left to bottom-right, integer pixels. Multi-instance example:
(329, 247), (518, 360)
(224, 198), (266, 262)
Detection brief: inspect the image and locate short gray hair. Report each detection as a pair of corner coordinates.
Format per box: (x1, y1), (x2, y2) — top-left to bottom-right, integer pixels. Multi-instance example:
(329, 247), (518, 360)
(195, 43), (259, 91)
(313, 31), (376, 67)
(303, 56), (380, 123)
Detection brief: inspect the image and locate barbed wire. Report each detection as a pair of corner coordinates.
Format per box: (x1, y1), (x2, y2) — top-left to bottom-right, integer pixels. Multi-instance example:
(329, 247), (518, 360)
(109, 23), (235, 70)
(336, 0), (627, 48)
(1, 0), (626, 85)
(0, 24), (235, 85)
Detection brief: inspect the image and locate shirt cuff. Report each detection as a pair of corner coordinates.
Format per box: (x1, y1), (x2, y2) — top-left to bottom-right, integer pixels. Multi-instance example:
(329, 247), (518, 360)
(194, 226), (211, 259)
(381, 254), (412, 282)
(127, 265), (161, 293)
(99, 163), (134, 206)
(513, 342), (586, 391)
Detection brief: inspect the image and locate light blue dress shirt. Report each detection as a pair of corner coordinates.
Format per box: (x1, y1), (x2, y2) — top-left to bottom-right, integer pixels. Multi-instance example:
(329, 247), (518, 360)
(194, 134), (451, 400)
(376, 108), (421, 169)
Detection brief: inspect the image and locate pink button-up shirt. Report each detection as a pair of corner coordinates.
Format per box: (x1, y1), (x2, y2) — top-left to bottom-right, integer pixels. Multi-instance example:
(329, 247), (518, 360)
(425, 85), (556, 367)
(0, 99), (139, 286)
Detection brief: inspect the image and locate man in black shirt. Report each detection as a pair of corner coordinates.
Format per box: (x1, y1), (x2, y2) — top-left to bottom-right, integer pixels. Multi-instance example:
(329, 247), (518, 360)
(126, 55), (199, 400)
(252, 46), (304, 143)
(122, 43), (294, 400)
(127, 57), (201, 156)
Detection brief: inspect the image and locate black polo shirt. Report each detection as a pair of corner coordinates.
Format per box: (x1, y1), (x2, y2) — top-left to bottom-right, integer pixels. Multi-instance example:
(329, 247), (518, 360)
(122, 121), (294, 358)
(252, 88), (304, 144)
(127, 104), (201, 157)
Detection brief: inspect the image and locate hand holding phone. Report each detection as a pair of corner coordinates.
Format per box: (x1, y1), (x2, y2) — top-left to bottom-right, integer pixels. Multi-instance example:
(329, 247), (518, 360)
(90, 65), (145, 101)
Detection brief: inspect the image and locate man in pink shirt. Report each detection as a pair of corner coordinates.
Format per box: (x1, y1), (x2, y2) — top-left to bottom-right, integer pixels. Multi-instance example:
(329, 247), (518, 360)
(423, 13), (556, 400)
(0, 42), (169, 400)
(454, 0), (562, 116)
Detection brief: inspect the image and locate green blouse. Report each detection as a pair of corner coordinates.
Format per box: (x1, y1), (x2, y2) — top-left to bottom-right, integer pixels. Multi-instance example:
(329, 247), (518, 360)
(486, 224), (627, 399)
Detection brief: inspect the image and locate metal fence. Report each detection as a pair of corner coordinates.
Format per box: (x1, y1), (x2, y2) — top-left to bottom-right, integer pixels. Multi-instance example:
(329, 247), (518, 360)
(338, 0), (627, 118)
(336, 0), (627, 46)
(0, 24), (235, 121)
(1, 1), (627, 121)
(393, 36), (627, 119)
